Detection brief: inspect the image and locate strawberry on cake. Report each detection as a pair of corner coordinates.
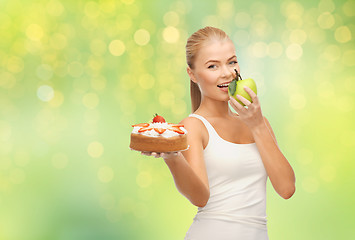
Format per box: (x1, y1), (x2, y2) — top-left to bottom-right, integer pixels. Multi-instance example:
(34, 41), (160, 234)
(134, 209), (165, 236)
(130, 114), (188, 153)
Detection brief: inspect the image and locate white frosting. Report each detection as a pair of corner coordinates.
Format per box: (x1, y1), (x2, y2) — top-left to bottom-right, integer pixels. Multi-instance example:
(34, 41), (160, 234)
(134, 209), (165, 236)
(132, 122), (187, 138)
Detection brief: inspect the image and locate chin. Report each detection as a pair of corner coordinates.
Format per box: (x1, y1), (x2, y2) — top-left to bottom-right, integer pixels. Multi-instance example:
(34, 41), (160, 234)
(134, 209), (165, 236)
(205, 91), (230, 102)
(221, 93), (230, 102)
(214, 91), (229, 101)
(215, 96), (230, 103)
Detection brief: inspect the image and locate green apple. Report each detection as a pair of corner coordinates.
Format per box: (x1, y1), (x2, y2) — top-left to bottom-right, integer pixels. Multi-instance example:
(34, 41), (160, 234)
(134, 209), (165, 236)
(228, 69), (257, 106)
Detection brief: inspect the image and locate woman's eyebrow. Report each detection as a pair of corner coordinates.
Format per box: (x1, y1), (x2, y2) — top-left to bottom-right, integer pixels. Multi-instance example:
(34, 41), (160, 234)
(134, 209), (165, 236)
(205, 55), (237, 65)
(205, 59), (219, 64)
(228, 55), (237, 61)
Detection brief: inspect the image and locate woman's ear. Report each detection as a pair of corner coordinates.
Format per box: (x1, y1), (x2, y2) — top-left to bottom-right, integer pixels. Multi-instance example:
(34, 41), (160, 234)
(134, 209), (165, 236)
(187, 67), (197, 83)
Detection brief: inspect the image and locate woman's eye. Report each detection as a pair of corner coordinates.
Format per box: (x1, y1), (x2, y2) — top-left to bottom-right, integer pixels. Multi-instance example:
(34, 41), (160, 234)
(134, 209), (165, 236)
(208, 65), (217, 69)
(229, 61), (238, 65)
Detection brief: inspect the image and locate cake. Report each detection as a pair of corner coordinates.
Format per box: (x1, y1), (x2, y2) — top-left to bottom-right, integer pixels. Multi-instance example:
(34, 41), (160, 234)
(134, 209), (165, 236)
(130, 114), (188, 153)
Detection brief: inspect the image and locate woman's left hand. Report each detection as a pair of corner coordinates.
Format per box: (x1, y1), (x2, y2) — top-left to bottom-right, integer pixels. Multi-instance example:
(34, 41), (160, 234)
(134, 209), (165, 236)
(228, 86), (264, 130)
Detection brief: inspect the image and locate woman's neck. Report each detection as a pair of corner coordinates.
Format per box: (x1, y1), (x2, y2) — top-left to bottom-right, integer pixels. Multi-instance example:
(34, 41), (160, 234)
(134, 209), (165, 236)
(195, 96), (234, 118)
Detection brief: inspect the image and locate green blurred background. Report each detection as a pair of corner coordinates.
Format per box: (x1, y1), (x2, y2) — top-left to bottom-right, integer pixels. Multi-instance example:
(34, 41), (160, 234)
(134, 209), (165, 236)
(0, 0), (354, 239)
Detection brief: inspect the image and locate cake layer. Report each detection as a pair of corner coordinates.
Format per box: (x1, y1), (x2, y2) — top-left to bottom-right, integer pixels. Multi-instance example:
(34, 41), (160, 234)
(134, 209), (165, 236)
(130, 133), (188, 152)
(132, 122), (187, 138)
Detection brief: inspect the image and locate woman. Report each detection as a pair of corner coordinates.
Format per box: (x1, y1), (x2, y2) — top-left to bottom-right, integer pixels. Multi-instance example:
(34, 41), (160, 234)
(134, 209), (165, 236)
(142, 26), (295, 239)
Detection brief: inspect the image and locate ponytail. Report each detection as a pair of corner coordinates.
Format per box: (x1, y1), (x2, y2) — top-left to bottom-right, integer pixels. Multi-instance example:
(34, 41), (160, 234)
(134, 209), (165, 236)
(190, 80), (201, 112)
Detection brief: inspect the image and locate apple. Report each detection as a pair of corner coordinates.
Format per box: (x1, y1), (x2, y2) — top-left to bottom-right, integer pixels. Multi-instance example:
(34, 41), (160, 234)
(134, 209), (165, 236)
(228, 69), (257, 106)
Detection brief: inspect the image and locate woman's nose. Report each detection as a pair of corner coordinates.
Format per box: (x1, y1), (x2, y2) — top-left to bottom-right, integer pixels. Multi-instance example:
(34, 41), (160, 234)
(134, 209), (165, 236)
(221, 65), (233, 78)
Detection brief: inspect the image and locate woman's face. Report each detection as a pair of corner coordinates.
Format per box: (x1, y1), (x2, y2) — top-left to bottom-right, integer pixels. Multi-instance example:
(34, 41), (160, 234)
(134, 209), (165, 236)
(188, 39), (240, 102)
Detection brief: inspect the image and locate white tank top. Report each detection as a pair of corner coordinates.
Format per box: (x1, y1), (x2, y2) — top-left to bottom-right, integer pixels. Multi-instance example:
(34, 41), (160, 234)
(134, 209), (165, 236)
(188, 113), (268, 230)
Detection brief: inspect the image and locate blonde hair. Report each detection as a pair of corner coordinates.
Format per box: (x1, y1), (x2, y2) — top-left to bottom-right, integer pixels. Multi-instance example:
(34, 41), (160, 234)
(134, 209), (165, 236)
(186, 26), (231, 112)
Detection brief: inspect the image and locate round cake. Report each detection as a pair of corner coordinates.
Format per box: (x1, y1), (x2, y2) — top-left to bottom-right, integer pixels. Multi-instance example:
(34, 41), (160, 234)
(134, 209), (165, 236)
(130, 114), (188, 153)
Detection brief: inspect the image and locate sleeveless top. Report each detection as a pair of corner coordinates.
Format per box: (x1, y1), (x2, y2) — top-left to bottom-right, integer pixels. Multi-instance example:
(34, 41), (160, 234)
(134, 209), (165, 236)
(185, 114), (268, 238)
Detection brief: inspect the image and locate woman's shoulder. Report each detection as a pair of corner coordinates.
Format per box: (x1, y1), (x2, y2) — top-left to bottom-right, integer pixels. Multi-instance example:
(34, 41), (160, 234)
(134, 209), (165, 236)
(180, 114), (209, 148)
(180, 116), (209, 149)
(179, 114), (205, 130)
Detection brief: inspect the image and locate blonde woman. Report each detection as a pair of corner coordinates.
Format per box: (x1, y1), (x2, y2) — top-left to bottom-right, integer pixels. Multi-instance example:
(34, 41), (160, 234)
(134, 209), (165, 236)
(142, 26), (295, 240)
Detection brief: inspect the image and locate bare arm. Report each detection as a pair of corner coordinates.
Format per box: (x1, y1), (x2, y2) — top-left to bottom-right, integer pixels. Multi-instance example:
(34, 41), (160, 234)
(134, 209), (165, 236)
(229, 86), (296, 199)
(251, 117), (295, 199)
(142, 118), (210, 207)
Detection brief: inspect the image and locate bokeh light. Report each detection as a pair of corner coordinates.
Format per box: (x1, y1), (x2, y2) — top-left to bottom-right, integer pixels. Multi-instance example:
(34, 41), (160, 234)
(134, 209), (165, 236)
(109, 40), (126, 56)
(334, 26), (352, 43)
(134, 29), (150, 46)
(1, 0), (354, 239)
(88, 141), (104, 158)
(162, 26), (180, 43)
(286, 43), (303, 60)
(37, 85), (54, 102)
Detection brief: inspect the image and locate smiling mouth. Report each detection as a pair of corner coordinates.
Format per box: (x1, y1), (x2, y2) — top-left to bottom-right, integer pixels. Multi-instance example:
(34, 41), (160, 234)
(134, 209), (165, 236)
(217, 83), (230, 88)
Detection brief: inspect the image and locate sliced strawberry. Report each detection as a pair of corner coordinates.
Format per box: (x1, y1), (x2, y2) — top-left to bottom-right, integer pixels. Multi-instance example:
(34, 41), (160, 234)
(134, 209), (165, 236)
(168, 123), (184, 128)
(152, 113), (166, 123)
(138, 127), (153, 133)
(168, 126), (184, 134)
(154, 128), (166, 134)
(132, 123), (149, 127)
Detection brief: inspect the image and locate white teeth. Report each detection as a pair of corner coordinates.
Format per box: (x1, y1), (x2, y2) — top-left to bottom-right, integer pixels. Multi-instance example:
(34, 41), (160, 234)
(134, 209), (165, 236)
(217, 83), (229, 87)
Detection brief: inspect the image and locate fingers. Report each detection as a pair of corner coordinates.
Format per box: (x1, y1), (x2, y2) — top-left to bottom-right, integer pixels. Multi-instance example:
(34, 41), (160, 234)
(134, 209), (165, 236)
(229, 96), (246, 115)
(243, 86), (258, 103)
(229, 96), (245, 111)
(152, 152), (160, 158)
(236, 94), (251, 106)
(140, 151), (151, 156)
(141, 151), (161, 158)
(141, 151), (179, 158)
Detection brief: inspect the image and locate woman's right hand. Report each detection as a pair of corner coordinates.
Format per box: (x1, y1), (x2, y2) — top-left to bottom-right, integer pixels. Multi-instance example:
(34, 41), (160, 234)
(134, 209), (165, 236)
(140, 151), (181, 161)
